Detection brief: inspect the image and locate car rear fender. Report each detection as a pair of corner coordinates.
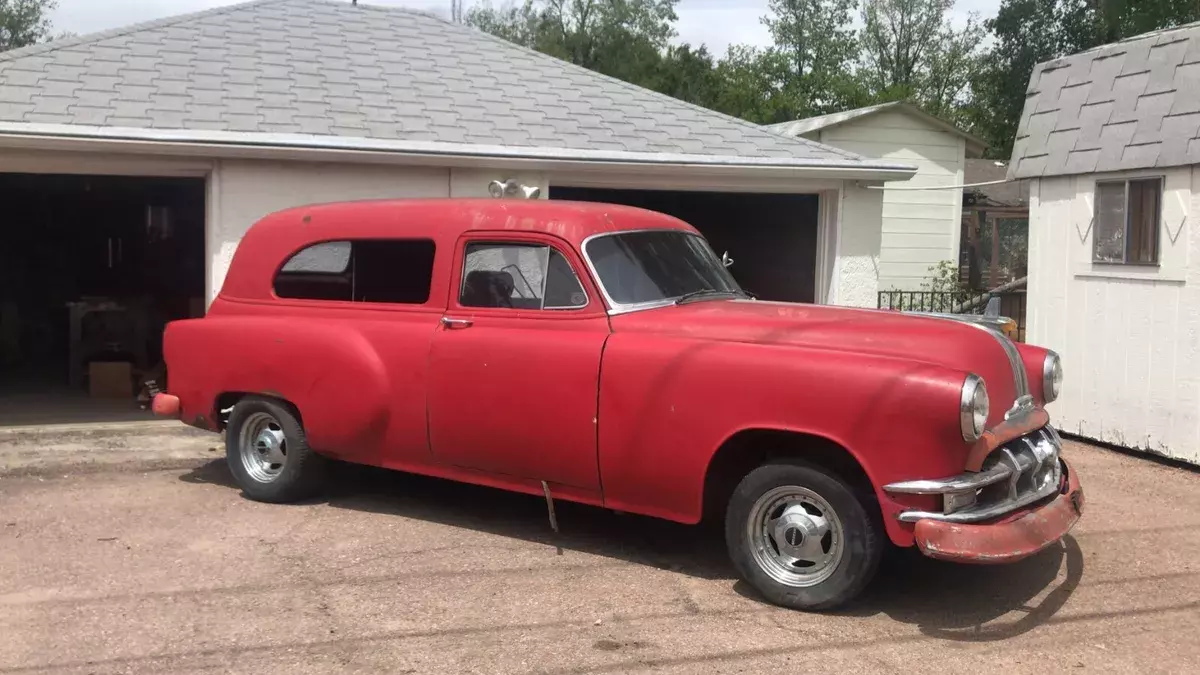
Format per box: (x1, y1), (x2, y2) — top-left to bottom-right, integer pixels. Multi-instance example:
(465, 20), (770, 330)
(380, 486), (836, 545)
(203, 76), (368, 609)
(164, 316), (391, 463)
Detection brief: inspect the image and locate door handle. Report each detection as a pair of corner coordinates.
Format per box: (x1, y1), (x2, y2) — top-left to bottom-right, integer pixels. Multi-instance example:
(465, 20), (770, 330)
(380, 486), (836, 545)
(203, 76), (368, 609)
(441, 317), (473, 330)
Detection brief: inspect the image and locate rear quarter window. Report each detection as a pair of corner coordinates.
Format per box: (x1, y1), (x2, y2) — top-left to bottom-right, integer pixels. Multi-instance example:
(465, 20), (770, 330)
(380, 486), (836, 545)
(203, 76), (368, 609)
(274, 239), (435, 304)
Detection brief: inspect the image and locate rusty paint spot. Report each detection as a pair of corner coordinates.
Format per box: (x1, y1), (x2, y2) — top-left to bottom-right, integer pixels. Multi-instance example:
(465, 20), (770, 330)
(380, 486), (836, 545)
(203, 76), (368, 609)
(913, 458), (1083, 564)
(187, 414), (212, 431)
(301, 214), (311, 224)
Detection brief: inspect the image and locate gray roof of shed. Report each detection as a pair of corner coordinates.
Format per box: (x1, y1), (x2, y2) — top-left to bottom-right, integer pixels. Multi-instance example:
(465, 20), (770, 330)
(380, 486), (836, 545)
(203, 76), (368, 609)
(767, 101), (986, 157)
(1010, 20), (1200, 179)
(0, 0), (890, 170)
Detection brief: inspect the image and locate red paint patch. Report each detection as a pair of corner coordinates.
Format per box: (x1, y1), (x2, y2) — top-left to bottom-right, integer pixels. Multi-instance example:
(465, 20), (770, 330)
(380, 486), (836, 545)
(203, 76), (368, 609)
(151, 393), (181, 418)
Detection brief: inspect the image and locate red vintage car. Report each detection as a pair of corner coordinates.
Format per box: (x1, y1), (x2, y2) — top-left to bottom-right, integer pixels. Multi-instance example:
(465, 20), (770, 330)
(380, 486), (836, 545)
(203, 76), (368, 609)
(154, 199), (1082, 610)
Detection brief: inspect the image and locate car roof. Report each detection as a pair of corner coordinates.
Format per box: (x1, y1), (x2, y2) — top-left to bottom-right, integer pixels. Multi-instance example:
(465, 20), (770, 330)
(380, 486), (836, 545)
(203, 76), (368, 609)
(218, 198), (697, 302)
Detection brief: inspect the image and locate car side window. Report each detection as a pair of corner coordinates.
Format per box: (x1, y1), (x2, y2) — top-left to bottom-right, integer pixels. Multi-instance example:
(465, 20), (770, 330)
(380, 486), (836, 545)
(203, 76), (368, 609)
(274, 239), (436, 304)
(460, 243), (587, 310)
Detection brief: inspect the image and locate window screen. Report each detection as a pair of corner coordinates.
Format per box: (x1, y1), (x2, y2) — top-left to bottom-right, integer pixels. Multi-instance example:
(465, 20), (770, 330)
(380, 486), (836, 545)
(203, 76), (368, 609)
(274, 239), (435, 304)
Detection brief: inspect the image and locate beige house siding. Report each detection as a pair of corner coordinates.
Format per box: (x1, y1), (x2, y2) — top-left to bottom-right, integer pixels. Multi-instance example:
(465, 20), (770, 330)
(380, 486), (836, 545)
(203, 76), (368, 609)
(1026, 168), (1199, 465)
(805, 110), (966, 292)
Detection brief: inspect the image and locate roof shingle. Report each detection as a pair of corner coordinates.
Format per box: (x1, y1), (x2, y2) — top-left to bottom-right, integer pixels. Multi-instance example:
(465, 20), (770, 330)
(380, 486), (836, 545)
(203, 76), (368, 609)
(0, 0), (867, 166)
(1010, 20), (1200, 178)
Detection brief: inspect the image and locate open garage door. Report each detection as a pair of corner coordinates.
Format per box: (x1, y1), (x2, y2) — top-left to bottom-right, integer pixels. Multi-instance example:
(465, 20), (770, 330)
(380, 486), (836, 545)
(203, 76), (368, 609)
(0, 174), (206, 426)
(550, 187), (819, 303)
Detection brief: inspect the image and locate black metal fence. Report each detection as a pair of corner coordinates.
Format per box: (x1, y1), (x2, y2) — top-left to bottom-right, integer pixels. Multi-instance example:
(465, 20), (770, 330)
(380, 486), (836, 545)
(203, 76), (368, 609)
(877, 289), (1028, 342)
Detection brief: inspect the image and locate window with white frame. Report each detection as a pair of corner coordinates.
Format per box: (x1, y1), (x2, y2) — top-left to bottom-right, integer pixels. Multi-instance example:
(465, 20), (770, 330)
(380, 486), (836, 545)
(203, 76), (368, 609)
(1093, 178), (1162, 264)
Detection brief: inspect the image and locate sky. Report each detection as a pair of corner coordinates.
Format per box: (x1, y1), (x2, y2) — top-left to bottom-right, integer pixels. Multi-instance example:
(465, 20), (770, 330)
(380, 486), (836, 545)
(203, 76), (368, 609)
(49, 0), (1003, 56)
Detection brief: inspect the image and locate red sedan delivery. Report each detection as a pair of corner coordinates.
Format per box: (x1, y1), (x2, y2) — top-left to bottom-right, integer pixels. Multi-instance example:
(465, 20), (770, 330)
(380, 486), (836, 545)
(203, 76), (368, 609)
(154, 199), (1082, 610)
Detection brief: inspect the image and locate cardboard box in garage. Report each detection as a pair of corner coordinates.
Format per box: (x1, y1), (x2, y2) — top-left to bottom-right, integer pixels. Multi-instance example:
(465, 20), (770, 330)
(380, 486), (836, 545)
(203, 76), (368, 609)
(89, 361), (133, 398)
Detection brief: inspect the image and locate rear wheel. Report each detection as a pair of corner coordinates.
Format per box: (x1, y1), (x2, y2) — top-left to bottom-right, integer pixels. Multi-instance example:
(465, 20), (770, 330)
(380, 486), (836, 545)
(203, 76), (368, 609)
(226, 397), (326, 503)
(725, 460), (882, 611)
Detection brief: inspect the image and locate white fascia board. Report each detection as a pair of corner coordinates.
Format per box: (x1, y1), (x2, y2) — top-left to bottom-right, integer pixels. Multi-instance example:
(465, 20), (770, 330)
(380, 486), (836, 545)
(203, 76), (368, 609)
(0, 122), (918, 183)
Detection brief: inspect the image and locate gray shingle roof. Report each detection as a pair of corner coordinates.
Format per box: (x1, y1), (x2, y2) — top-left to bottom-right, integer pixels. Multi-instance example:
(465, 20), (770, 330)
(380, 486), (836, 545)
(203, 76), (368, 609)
(1010, 20), (1200, 179)
(964, 158), (1028, 207)
(767, 101), (987, 157)
(0, 0), (869, 166)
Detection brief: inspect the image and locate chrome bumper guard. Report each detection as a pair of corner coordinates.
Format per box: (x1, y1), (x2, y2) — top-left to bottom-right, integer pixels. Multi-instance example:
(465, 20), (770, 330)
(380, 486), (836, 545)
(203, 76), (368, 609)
(884, 427), (1063, 524)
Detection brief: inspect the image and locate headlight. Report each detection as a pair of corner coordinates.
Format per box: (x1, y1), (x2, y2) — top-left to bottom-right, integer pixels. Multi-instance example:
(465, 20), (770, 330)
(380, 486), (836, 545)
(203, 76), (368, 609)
(1043, 351), (1063, 403)
(960, 374), (989, 442)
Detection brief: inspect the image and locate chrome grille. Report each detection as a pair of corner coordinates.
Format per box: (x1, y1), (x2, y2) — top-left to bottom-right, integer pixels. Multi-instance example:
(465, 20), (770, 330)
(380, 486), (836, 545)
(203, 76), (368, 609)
(977, 429), (1061, 508)
(884, 427), (1063, 524)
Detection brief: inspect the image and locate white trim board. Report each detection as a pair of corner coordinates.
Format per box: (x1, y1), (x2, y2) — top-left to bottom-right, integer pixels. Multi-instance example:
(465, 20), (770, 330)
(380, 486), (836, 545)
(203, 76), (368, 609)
(0, 122), (917, 183)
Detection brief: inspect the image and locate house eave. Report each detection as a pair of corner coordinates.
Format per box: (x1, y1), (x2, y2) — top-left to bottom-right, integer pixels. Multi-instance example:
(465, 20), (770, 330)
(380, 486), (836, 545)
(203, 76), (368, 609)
(0, 122), (918, 183)
(770, 101), (988, 158)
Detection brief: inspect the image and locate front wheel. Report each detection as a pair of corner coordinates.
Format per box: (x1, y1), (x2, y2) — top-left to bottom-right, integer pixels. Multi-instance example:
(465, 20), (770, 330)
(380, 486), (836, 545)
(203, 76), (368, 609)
(226, 397), (327, 503)
(725, 460), (883, 611)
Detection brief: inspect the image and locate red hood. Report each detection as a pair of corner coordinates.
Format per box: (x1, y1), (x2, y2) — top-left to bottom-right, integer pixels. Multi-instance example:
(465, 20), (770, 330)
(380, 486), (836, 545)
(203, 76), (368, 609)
(609, 299), (1022, 415)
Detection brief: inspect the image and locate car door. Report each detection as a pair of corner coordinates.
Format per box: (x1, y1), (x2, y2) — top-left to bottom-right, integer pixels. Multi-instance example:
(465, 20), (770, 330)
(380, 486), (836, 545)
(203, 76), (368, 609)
(426, 233), (609, 491)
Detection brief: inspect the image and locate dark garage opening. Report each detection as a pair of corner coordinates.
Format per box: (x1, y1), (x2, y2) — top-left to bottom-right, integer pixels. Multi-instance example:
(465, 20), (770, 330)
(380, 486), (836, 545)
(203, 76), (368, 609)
(551, 187), (820, 303)
(0, 174), (206, 426)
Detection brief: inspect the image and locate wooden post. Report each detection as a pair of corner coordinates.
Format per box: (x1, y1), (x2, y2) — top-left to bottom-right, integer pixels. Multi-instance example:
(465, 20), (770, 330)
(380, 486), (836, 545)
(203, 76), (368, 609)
(989, 212), (1001, 290)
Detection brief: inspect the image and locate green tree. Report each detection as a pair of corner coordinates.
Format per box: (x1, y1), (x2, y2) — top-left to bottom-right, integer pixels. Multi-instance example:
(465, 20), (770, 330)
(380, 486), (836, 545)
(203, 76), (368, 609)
(465, 1), (680, 87)
(648, 44), (721, 109)
(1090, 0), (1200, 43)
(761, 0), (863, 117)
(971, 0), (1072, 158)
(465, 1), (759, 112)
(709, 45), (791, 123)
(858, 0), (985, 124)
(0, 0), (56, 52)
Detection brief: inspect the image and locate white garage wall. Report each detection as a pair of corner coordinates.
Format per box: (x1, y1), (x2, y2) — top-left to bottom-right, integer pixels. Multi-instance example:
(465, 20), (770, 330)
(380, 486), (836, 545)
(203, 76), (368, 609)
(812, 110), (966, 292)
(833, 182), (885, 308)
(1027, 167), (1199, 465)
(208, 159), (453, 303)
(449, 169), (548, 199)
(208, 161), (556, 301)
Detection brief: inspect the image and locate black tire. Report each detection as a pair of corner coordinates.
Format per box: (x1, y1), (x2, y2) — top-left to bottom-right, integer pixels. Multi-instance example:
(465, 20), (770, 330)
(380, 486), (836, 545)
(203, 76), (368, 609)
(725, 460), (883, 611)
(225, 397), (327, 503)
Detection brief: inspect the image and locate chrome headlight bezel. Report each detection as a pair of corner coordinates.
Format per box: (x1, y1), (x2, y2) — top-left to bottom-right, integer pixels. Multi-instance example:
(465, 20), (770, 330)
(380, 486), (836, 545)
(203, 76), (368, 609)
(1043, 350), (1062, 403)
(960, 374), (989, 443)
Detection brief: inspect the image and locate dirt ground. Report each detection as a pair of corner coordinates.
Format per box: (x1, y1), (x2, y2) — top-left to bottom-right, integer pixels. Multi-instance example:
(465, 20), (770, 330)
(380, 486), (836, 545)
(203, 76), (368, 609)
(1, 432), (1198, 675)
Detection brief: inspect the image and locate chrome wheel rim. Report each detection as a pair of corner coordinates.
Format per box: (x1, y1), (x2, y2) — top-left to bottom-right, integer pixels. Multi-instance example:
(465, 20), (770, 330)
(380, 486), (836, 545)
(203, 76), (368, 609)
(747, 486), (844, 587)
(238, 412), (287, 483)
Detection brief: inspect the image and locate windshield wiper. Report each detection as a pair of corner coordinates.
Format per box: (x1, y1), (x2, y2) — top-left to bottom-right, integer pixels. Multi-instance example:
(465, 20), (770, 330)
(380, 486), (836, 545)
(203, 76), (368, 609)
(675, 289), (744, 305)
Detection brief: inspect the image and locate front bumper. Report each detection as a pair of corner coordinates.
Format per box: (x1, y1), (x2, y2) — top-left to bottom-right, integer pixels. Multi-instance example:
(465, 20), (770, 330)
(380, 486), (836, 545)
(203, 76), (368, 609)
(912, 458), (1083, 563)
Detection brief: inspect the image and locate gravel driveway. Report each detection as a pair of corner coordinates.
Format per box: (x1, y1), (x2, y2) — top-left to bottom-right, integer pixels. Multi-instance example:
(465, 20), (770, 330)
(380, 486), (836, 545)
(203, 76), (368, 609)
(1, 432), (1198, 674)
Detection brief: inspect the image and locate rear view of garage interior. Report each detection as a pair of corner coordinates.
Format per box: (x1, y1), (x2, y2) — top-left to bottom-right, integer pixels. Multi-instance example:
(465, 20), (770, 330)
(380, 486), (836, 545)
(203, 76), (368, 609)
(551, 187), (821, 303)
(0, 173), (206, 426)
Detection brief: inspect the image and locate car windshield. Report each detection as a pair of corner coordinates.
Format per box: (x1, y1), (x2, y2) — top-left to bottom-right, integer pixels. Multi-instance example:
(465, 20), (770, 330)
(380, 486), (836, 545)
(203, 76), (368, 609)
(584, 230), (743, 306)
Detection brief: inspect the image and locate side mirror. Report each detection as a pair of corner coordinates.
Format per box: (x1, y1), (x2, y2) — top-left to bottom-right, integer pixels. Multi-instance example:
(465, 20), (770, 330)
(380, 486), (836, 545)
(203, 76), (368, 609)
(721, 251), (734, 268)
